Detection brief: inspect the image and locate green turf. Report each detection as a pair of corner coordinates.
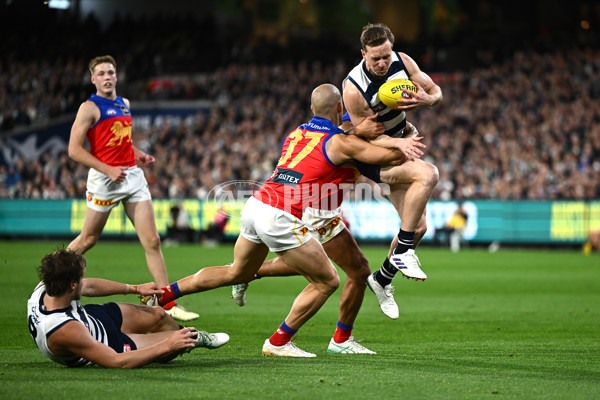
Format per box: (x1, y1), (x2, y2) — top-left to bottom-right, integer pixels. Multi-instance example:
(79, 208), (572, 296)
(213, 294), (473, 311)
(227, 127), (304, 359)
(1, 241), (599, 399)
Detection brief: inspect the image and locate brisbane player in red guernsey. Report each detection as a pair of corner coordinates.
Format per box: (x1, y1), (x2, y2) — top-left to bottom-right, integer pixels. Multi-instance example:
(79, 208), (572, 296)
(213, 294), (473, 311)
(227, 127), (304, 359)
(66, 55), (198, 322)
(145, 84), (409, 357)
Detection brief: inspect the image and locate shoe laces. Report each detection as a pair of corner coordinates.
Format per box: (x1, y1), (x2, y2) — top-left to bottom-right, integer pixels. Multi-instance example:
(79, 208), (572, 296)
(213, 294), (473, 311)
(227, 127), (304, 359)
(346, 336), (363, 344)
(384, 285), (395, 297)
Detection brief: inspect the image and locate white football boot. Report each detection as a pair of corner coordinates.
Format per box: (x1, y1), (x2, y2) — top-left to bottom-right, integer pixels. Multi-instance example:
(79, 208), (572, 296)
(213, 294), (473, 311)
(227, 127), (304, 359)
(389, 249), (427, 281)
(231, 283), (249, 306)
(367, 274), (399, 319)
(262, 339), (316, 358)
(327, 337), (376, 354)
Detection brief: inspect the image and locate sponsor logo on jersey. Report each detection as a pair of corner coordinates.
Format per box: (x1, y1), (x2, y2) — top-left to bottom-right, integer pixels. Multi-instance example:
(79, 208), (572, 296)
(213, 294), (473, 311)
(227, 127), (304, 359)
(373, 102), (387, 112)
(107, 109), (117, 116)
(115, 103), (130, 115)
(123, 344), (132, 352)
(271, 168), (304, 187)
(94, 198), (114, 207)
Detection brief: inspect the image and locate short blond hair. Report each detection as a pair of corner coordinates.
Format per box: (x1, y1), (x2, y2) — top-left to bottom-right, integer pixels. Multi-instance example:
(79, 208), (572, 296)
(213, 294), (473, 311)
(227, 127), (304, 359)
(89, 55), (116, 75)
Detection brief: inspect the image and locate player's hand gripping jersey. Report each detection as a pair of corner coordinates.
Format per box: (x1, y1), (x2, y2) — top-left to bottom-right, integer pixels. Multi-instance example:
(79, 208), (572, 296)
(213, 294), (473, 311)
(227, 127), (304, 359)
(86, 94), (136, 167)
(254, 116), (359, 218)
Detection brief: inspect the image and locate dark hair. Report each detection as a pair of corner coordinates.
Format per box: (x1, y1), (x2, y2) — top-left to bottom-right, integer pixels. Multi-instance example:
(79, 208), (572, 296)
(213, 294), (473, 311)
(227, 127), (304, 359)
(360, 23), (395, 51)
(38, 249), (86, 296)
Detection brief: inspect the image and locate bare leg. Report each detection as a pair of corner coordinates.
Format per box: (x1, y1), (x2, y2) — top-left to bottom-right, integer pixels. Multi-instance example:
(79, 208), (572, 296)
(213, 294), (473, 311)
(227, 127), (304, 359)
(124, 200), (168, 286)
(252, 228), (368, 327)
(322, 228), (370, 327)
(277, 239), (340, 329)
(256, 257), (297, 277)
(67, 207), (111, 253)
(179, 235), (270, 293)
(117, 303), (180, 334)
(381, 159), (438, 233)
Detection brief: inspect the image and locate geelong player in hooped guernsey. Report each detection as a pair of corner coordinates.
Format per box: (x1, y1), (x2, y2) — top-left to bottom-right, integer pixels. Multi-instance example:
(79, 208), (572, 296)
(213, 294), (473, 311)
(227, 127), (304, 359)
(343, 23), (443, 317)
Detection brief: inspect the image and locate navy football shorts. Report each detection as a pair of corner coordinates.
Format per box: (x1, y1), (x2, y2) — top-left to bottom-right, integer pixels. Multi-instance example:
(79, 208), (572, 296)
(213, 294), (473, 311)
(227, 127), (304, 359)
(84, 303), (137, 352)
(354, 161), (381, 183)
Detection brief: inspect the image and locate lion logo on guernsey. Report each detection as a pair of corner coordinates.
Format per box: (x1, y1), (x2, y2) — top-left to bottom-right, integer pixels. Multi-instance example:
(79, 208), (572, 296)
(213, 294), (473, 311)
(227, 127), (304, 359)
(106, 120), (132, 147)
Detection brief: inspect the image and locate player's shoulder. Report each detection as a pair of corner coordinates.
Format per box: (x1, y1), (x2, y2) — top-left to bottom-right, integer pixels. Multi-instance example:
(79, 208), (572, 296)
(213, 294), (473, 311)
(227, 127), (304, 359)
(78, 99), (101, 115)
(343, 79), (363, 100)
(398, 52), (420, 72)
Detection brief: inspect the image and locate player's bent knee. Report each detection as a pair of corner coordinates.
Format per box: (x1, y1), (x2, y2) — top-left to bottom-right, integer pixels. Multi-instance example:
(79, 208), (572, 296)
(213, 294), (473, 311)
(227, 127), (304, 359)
(344, 255), (371, 282)
(143, 233), (162, 251)
(422, 163), (439, 188)
(316, 271), (340, 295)
(149, 304), (166, 318)
(325, 276), (340, 295)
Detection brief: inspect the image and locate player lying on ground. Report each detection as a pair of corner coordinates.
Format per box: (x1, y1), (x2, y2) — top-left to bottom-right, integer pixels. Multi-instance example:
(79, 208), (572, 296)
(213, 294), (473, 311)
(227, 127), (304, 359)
(27, 249), (228, 368)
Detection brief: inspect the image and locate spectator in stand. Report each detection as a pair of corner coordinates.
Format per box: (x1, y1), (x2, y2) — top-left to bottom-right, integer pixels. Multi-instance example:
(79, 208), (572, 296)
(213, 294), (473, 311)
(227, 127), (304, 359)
(1, 47), (599, 202)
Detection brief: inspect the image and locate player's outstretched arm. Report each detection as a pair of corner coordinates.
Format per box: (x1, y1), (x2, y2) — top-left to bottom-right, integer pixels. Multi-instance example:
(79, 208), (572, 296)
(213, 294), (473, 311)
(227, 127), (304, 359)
(81, 278), (164, 297)
(49, 322), (197, 368)
(328, 134), (406, 166)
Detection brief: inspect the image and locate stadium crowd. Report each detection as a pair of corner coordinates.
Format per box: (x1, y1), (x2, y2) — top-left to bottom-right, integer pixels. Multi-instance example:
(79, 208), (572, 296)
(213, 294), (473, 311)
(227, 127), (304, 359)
(1, 7), (599, 202)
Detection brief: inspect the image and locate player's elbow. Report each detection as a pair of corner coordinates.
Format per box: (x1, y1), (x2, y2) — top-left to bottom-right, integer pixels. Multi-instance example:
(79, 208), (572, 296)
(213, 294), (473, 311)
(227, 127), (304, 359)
(67, 144), (79, 161)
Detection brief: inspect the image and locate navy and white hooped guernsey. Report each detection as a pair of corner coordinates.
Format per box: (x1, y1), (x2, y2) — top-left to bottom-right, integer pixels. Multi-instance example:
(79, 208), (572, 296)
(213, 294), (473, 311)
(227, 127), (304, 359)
(344, 51), (410, 138)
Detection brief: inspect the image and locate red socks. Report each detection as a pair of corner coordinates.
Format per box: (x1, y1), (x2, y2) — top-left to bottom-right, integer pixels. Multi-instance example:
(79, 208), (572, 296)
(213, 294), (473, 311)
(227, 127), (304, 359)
(269, 322), (297, 346)
(159, 282), (180, 306)
(333, 321), (353, 344)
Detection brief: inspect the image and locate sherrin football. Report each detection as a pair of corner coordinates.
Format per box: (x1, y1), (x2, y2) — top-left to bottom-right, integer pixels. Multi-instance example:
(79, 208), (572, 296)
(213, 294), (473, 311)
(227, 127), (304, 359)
(378, 79), (418, 109)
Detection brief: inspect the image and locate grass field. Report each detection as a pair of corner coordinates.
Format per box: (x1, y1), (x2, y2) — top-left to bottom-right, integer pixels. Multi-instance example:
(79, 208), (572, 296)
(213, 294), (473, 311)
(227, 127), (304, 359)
(1, 240), (599, 399)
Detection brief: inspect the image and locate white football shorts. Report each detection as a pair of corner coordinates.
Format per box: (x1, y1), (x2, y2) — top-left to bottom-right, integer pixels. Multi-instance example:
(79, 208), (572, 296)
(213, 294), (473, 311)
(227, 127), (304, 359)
(85, 166), (151, 212)
(302, 206), (346, 244)
(240, 196), (312, 253)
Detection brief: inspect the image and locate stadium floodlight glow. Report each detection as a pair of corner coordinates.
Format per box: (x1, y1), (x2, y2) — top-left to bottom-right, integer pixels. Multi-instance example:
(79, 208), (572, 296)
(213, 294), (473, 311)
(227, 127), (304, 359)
(47, 0), (70, 9)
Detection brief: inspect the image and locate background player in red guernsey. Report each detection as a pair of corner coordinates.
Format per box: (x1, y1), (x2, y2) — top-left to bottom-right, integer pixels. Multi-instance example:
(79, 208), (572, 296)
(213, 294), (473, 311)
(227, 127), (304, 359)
(143, 83), (407, 357)
(66, 55), (198, 322)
